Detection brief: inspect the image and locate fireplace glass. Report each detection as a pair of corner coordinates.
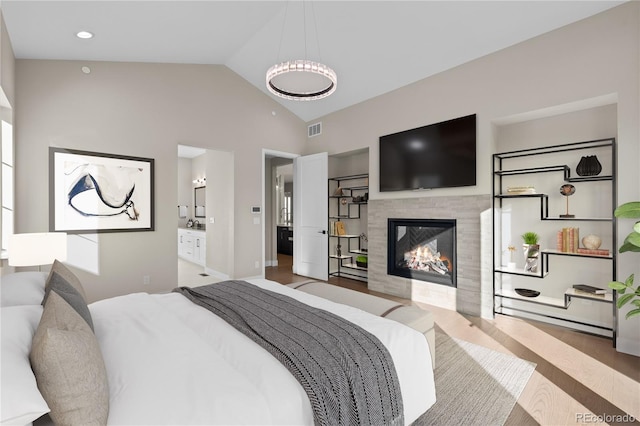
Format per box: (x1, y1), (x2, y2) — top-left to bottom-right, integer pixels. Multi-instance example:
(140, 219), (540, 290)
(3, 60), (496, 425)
(387, 218), (457, 287)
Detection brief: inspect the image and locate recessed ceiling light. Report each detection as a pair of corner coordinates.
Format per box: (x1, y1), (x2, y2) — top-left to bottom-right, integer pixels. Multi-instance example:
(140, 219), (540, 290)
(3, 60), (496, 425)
(76, 31), (94, 39)
(81, 66), (91, 74)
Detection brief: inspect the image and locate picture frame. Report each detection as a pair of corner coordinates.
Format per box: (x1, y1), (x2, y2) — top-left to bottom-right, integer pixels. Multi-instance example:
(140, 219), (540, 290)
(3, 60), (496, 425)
(49, 147), (154, 233)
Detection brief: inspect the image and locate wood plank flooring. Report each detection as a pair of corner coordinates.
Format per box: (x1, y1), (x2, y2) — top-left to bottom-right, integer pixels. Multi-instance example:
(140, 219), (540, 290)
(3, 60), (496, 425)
(266, 254), (640, 425)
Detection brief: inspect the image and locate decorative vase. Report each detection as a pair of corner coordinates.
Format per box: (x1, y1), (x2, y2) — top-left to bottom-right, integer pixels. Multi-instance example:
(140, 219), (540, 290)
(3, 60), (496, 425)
(582, 234), (602, 250)
(523, 244), (540, 273)
(576, 155), (602, 177)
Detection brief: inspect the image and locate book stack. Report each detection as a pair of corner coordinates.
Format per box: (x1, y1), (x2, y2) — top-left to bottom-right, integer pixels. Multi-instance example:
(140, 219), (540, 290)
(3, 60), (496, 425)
(572, 284), (607, 295)
(576, 247), (610, 256)
(506, 186), (536, 195)
(557, 227), (579, 253)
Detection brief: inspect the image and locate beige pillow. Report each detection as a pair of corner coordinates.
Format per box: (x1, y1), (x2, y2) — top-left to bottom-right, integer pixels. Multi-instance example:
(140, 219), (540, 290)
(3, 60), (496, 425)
(30, 291), (109, 425)
(46, 259), (87, 301)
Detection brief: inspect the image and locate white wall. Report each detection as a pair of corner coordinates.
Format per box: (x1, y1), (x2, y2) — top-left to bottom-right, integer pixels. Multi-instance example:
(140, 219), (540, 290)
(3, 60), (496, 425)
(205, 149), (234, 278)
(14, 61), (306, 301)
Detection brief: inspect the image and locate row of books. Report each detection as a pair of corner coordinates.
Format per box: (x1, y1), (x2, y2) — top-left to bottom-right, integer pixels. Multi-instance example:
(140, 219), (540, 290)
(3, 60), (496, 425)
(556, 227), (610, 256)
(330, 220), (346, 236)
(557, 227), (580, 253)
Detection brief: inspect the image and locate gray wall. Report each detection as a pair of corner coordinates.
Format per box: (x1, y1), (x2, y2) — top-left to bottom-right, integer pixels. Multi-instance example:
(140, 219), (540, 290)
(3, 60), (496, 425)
(304, 3), (639, 353)
(7, 3), (640, 353)
(14, 61), (306, 301)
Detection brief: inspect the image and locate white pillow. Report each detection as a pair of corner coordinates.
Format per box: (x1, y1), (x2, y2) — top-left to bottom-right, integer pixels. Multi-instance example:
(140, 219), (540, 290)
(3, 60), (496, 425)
(1, 272), (47, 307)
(0, 305), (50, 425)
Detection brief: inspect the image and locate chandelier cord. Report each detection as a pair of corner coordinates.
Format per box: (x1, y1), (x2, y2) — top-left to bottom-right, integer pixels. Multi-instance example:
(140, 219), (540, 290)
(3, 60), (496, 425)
(310, 1), (322, 63)
(275, 1), (290, 64)
(303, 1), (307, 60)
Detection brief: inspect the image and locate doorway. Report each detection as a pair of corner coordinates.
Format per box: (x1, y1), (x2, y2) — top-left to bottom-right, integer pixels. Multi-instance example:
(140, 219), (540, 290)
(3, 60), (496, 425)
(177, 144), (233, 287)
(263, 150), (297, 281)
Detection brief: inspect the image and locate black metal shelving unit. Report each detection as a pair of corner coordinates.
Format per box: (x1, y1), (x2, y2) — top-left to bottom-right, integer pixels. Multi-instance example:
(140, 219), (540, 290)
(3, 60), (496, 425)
(492, 138), (617, 345)
(328, 174), (369, 282)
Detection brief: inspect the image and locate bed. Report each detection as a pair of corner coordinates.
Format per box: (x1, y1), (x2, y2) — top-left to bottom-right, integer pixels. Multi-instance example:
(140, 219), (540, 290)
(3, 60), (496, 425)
(1, 261), (436, 425)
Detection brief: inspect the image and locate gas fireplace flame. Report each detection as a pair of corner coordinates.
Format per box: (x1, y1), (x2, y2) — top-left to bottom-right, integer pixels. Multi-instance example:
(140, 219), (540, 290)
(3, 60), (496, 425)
(403, 242), (452, 275)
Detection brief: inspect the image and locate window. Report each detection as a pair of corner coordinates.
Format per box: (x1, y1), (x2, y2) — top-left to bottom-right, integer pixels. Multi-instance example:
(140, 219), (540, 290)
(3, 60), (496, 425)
(1, 119), (14, 255)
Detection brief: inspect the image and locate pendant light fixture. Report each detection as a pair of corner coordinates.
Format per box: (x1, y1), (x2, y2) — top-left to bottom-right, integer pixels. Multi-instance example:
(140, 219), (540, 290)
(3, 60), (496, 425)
(266, 1), (337, 101)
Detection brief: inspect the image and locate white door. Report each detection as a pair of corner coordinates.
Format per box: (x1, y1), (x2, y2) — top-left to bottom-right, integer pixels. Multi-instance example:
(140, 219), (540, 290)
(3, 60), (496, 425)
(293, 152), (328, 280)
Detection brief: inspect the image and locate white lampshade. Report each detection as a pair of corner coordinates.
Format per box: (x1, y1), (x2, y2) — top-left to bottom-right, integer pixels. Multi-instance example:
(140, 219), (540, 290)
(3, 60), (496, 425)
(8, 233), (67, 267)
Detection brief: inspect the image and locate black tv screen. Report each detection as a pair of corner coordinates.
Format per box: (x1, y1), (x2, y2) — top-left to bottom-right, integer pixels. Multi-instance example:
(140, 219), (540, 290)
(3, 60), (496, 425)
(379, 114), (476, 192)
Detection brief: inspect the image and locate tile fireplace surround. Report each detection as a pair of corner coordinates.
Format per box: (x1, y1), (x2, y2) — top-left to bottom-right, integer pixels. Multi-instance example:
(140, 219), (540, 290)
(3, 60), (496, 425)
(368, 194), (492, 317)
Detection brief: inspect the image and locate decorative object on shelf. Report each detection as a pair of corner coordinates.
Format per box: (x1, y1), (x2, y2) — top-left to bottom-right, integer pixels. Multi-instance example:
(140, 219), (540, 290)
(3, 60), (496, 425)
(607, 201), (640, 320)
(506, 245), (517, 269)
(506, 186), (536, 195)
(360, 233), (368, 252)
(356, 255), (368, 268)
(521, 232), (540, 273)
(515, 288), (540, 298)
(576, 155), (602, 177)
(581, 234), (602, 250)
(335, 221), (346, 236)
(559, 184), (576, 218)
(340, 197), (348, 205)
(336, 244), (342, 257)
(333, 186), (343, 196)
(573, 284), (607, 295)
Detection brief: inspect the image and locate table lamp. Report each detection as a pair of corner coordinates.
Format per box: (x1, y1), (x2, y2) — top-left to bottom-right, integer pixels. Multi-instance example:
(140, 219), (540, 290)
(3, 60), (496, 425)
(8, 232), (67, 271)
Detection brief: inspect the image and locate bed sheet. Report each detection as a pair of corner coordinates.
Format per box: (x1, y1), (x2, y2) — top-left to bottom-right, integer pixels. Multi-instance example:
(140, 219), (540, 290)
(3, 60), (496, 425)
(89, 278), (435, 425)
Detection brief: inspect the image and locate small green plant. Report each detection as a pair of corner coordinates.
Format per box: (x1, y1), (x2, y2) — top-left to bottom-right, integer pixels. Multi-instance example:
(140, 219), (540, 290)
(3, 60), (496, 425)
(521, 232), (539, 245)
(608, 201), (640, 320)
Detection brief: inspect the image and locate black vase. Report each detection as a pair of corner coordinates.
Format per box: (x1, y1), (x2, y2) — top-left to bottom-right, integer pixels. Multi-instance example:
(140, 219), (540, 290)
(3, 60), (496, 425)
(576, 155), (602, 176)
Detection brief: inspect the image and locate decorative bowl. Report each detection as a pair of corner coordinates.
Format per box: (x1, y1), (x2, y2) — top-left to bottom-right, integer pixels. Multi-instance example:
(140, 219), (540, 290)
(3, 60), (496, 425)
(514, 288), (540, 298)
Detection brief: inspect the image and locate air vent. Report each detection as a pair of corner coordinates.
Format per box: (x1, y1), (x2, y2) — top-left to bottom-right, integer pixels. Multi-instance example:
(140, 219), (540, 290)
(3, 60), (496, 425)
(308, 122), (322, 138)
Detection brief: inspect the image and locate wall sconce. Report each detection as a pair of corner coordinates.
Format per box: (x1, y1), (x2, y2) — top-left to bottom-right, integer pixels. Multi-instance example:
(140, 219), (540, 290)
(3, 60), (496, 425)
(192, 177), (206, 185)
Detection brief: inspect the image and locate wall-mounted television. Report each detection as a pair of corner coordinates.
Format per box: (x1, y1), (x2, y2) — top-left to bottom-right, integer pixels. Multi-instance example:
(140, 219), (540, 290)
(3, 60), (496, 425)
(379, 114), (476, 192)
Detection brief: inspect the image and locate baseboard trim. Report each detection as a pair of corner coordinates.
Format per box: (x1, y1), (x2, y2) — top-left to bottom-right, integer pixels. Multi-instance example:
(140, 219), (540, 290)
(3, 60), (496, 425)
(204, 268), (230, 280)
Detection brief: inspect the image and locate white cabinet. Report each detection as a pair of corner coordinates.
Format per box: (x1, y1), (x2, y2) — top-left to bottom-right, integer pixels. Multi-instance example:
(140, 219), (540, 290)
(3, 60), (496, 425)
(178, 229), (206, 266)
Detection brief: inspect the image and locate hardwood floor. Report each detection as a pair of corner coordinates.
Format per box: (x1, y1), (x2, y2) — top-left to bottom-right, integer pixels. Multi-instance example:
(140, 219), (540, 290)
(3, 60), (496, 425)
(266, 254), (640, 425)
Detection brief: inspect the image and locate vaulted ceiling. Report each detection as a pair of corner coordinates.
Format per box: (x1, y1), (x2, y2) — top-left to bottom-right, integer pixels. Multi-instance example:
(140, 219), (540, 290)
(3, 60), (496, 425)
(1, 1), (625, 122)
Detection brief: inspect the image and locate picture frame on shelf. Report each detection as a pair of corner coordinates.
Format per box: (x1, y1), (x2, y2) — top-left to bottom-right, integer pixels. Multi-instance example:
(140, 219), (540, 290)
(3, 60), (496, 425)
(49, 147), (155, 233)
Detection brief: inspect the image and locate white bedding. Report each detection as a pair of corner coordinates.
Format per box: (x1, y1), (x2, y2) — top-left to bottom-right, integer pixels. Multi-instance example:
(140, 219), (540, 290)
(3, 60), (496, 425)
(89, 278), (435, 425)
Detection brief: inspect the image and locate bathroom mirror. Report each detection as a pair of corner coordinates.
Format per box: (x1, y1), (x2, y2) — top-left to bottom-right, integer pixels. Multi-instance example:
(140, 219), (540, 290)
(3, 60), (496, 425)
(194, 186), (206, 218)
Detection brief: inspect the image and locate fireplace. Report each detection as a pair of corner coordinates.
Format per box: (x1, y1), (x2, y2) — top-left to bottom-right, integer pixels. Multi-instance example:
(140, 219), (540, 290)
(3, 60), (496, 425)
(387, 218), (457, 287)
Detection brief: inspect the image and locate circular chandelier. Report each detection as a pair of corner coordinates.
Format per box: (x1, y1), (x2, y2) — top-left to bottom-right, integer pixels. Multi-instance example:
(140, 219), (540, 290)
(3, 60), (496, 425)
(266, 59), (337, 101)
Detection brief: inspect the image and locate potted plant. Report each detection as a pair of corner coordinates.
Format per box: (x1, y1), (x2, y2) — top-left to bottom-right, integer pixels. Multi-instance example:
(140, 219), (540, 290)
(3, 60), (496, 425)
(608, 201), (640, 319)
(356, 255), (368, 269)
(521, 232), (540, 273)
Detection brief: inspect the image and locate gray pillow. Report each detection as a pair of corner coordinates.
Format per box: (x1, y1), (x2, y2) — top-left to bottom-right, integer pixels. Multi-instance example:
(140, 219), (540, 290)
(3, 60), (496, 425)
(44, 271), (94, 332)
(30, 291), (109, 425)
(46, 260), (87, 301)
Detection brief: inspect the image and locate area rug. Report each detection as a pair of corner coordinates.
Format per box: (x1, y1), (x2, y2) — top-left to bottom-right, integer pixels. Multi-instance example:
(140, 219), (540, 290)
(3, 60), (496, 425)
(413, 332), (536, 426)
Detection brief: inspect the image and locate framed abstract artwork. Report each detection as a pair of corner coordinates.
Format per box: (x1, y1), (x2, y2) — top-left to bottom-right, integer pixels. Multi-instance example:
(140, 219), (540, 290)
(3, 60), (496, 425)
(49, 147), (154, 233)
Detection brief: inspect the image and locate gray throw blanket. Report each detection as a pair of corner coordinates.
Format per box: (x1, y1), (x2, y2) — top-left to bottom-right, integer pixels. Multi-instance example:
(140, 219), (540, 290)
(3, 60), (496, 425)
(174, 280), (404, 426)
